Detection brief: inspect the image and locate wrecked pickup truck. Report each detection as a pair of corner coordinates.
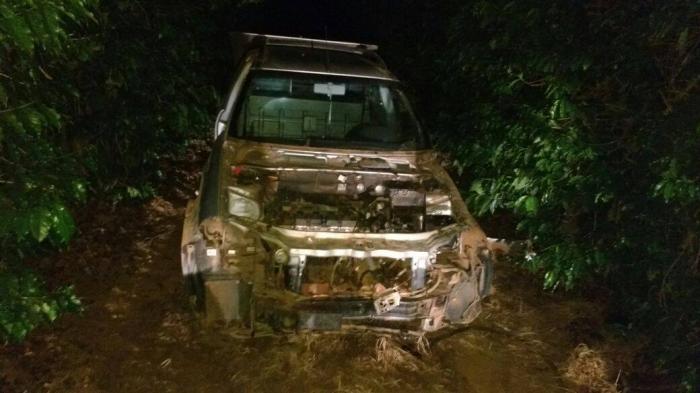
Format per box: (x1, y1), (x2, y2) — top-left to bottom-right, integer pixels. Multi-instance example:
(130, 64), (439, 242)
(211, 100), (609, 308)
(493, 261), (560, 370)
(181, 33), (493, 335)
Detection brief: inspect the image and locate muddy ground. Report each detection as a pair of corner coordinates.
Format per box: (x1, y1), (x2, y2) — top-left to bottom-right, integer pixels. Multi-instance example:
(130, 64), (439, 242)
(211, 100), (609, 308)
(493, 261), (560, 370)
(0, 147), (645, 393)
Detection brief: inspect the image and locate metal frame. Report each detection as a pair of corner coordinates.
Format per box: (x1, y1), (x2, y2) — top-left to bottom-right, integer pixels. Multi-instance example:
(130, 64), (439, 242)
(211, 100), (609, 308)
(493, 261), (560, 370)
(288, 248), (430, 293)
(233, 32), (379, 55)
(230, 32), (394, 81)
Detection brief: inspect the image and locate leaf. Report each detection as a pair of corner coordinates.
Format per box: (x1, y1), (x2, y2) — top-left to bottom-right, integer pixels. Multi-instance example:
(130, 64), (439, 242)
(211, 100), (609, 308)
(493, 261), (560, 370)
(17, 108), (44, 134)
(29, 207), (52, 242)
(524, 196), (539, 214)
(512, 176), (530, 191)
(470, 180), (485, 195)
(41, 302), (58, 321)
(72, 180), (87, 202)
(52, 204), (75, 244)
(0, 5), (35, 53)
(40, 105), (61, 129)
(126, 186), (141, 198)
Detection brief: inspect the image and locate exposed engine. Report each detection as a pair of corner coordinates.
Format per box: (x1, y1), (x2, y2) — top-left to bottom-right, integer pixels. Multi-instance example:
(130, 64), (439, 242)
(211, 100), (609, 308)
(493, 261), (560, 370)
(254, 170), (454, 233)
(299, 256), (414, 297)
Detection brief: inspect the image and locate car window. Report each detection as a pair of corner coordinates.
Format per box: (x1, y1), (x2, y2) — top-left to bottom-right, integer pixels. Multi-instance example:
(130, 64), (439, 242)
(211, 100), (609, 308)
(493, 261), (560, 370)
(231, 71), (427, 150)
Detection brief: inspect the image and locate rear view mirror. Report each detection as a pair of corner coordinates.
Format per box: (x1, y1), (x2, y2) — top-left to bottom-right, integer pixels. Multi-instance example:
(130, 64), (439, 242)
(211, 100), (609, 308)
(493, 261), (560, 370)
(313, 83), (346, 96)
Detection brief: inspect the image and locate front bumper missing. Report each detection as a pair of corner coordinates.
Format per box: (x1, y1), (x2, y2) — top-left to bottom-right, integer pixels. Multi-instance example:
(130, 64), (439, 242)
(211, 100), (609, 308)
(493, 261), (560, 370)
(202, 258), (480, 334)
(254, 289), (452, 333)
(187, 221), (488, 334)
(287, 248), (429, 293)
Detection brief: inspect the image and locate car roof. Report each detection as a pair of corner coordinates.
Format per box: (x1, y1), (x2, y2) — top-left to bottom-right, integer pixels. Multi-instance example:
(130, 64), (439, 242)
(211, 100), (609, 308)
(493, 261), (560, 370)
(235, 33), (397, 81)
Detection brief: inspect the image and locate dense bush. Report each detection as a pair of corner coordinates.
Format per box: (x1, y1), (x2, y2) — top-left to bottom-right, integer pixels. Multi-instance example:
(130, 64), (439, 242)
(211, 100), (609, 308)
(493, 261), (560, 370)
(399, 0), (700, 388)
(287, 0), (698, 387)
(73, 1), (223, 199)
(0, 0), (236, 341)
(432, 0), (700, 291)
(0, 0), (95, 342)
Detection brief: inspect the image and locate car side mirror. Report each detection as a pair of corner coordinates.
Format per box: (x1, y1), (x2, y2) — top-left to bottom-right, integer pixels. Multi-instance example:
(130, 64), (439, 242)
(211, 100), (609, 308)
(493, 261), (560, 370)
(213, 109), (226, 140)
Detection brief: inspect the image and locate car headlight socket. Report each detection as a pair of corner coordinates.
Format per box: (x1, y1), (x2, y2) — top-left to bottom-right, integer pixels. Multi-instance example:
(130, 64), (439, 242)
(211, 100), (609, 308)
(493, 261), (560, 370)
(273, 248), (289, 265)
(227, 188), (261, 220)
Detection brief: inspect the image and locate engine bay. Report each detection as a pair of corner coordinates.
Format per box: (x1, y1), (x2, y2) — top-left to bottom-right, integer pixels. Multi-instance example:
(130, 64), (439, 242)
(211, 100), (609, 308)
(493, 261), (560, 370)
(299, 256), (417, 297)
(265, 188), (434, 233)
(229, 164), (455, 233)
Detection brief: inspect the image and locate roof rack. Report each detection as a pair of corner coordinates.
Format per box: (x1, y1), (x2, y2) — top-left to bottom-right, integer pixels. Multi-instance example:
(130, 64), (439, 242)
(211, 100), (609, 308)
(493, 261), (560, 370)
(231, 32), (378, 64)
(230, 32), (393, 80)
(261, 33), (378, 52)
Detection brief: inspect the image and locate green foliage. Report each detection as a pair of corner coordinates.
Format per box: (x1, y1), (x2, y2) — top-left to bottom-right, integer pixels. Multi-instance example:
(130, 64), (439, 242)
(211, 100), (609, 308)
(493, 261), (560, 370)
(404, 0), (700, 291)
(0, 0), (239, 342)
(389, 0), (700, 387)
(653, 157), (700, 205)
(429, 1), (615, 289)
(73, 0), (222, 194)
(0, 0), (97, 341)
(1, 0), (95, 252)
(0, 265), (81, 342)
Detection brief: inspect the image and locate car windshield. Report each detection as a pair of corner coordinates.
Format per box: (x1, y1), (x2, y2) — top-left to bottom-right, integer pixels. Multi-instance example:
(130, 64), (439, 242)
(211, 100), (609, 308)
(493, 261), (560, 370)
(231, 71), (427, 150)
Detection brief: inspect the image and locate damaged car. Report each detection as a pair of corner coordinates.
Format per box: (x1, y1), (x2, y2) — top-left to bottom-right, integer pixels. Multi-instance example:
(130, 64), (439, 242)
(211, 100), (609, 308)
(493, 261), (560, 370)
(181, 33), (493, 335)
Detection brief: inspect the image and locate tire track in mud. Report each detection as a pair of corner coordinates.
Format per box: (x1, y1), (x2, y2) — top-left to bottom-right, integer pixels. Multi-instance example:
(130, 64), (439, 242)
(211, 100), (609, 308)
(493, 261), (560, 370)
(0, 156), (622, 393)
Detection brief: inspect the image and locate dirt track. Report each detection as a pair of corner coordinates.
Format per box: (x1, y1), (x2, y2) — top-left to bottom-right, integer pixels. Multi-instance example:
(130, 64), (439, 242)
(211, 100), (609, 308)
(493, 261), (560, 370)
(0, 151), (628, 393)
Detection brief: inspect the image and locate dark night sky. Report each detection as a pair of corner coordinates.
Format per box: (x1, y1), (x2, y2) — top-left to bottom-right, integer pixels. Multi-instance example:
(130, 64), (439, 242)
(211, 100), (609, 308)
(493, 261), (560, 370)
(231, 0), (395, 42)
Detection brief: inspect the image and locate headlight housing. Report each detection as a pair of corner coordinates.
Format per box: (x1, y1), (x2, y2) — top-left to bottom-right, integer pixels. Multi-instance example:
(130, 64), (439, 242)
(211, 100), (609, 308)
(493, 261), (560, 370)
(273, 248), (289, 264)
(228, 186), (261, 220)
